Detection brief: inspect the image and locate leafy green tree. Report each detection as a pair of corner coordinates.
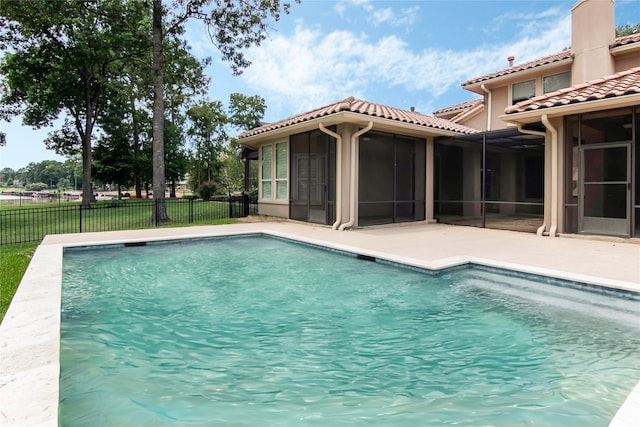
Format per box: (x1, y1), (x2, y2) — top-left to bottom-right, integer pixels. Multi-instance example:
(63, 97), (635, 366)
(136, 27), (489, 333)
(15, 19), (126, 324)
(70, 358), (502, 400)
(616, 24), (640, 37)
(0, 0), (149, 207)
(225, 93), (266, 192)
(149, 0), (297, 221)
(186, 100), (227, 188)
(0, 167), (15, 186)
(164, 119), (190, 198)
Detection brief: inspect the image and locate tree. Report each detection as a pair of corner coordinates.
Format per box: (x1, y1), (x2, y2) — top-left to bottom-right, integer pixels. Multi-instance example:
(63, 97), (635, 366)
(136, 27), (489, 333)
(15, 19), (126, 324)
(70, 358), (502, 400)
(616, 24), (640, 37)
(164, 119), (189, 198)
(149, 0), (297, 221)
(0, 0), (149, 207)
(224, 93), (266, 192)
(186, 100), (227, 188)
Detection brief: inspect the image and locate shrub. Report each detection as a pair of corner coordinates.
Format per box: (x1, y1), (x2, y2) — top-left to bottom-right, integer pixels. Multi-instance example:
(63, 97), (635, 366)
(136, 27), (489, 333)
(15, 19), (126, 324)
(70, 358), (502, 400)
(197, 180), (223, 200)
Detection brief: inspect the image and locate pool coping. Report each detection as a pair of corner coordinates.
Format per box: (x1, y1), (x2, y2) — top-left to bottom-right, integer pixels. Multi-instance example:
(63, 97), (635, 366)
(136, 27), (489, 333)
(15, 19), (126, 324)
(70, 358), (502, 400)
(1, 224), (638, 426)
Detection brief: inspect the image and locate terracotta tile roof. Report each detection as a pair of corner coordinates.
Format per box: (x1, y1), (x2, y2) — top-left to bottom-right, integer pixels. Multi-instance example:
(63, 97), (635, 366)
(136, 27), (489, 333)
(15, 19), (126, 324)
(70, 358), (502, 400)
(462, 50), (573, 87)
(462, 34), (638, 88)
(238, 97), (479, 138)
(611, 33), (640, 48)
(432, 98), (483, 116)
(504, 67), (640, 114)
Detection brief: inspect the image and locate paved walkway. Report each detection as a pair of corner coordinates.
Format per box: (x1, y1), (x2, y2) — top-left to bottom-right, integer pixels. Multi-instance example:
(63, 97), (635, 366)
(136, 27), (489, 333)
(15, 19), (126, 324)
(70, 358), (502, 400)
(43, 221), (640, 289)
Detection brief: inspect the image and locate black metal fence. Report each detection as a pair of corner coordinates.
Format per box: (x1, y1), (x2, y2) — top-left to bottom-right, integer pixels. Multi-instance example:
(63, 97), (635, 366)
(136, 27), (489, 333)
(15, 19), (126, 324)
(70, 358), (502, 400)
(0, 194), (258, 246)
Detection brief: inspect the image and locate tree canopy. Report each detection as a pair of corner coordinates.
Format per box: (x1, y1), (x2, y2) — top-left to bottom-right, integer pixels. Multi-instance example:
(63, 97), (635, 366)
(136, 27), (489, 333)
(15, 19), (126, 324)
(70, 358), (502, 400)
(1, 0), (295, 216)
(0, 0), (150, 206)
(616, 24), (640, 37)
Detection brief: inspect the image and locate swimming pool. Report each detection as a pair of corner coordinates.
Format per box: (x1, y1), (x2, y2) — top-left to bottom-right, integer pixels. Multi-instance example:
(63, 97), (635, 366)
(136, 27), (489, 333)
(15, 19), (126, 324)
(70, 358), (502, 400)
(59, 235), (640, 426)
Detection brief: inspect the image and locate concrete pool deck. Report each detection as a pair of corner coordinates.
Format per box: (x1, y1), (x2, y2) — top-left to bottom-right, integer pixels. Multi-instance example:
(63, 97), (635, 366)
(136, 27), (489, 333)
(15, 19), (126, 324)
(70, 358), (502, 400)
(1, 221), (639, 426)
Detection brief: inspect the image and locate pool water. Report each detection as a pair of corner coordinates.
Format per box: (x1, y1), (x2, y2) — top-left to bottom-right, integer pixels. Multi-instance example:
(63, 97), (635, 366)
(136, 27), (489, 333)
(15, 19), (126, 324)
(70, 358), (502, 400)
(60, 236), (640, 426)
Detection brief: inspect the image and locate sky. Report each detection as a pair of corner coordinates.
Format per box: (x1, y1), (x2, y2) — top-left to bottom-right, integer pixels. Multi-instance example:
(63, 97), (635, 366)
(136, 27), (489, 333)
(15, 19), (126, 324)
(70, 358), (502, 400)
(1, 0), (639, 171)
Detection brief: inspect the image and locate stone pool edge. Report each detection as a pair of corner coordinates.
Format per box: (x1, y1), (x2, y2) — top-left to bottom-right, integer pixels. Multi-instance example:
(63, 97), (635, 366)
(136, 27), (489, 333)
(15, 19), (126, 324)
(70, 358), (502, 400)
(0, 227), (638, 426)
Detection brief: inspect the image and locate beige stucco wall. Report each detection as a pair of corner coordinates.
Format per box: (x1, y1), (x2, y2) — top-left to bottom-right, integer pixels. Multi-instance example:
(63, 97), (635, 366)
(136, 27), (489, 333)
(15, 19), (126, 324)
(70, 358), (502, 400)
(258, 202), (289, 218)
(458, 108), (487, 131)
(571, 0), (615, 85)
(337, 123), (357, 227)
(490, 86), (510, 130)
(614, 54), (640, 73)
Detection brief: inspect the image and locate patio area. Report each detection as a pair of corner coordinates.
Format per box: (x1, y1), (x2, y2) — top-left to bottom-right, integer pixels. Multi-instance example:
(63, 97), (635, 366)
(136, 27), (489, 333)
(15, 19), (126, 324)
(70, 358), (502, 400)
(1, 221), (639, 426)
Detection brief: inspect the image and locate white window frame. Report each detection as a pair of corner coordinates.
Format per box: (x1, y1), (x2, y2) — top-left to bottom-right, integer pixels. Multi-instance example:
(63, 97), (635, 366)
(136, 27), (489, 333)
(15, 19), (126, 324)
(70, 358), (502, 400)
(260, 144), (273, 199)
(275, 141), (288, 200)
(259, 141), (288, 201)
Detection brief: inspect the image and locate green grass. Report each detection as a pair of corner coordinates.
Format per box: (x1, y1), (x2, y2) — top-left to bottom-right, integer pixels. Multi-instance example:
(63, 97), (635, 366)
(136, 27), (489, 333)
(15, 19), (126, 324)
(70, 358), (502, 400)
(1, 198), (240, 245)
(0, 242), (38, 323)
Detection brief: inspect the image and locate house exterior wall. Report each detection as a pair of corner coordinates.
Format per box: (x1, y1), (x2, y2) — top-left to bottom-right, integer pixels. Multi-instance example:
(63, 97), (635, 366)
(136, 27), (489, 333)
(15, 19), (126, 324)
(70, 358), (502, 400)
(614, 53), (640, 73)
(571, 0), (615, 85)
(457, 108), (486, 131)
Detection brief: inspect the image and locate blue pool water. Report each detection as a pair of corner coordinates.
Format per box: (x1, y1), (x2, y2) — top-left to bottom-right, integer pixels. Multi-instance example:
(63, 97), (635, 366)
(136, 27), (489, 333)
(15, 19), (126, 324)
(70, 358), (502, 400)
(60, 235), (640, 426)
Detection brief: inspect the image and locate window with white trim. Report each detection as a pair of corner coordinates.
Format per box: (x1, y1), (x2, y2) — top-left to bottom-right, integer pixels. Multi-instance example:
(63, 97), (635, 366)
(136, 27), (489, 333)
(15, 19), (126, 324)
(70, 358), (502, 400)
(261, 145), (272, 199)
(260, 142), (288, 200)
(275, 142), (288, 200)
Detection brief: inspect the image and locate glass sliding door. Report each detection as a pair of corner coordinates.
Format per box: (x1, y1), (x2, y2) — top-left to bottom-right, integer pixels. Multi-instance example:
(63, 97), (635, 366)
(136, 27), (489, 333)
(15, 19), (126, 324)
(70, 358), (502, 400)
(580, 144), (631, 237)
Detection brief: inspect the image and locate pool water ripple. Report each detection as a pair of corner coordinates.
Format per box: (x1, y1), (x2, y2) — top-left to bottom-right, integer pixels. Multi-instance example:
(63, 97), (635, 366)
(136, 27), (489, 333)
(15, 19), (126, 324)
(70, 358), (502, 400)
(60, 236), (640, 426)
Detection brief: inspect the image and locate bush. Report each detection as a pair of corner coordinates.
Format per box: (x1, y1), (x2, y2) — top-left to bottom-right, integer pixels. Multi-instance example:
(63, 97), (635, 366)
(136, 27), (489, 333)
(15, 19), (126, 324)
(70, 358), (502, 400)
(25, 182), (48, 191)
(197, 180), (223, 200)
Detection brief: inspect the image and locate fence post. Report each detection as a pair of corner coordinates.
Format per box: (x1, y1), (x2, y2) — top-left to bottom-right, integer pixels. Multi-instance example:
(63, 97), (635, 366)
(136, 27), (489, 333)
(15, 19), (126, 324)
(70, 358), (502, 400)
(79, 204), (82, 233)
(189, 198), (193, 224)
(243, 192), (249, 217)
(155, 198), (159, 227)
(228, 194), (233, 218)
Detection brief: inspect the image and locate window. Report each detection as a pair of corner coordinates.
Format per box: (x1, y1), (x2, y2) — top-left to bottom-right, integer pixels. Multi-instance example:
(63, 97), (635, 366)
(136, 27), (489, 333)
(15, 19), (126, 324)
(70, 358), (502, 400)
(261, 145), (272, 199)
(512, 80), (536, 104)
(275, 142), (288, 199)
(544, 72), (570, 94)
(260, 142), (288, 200)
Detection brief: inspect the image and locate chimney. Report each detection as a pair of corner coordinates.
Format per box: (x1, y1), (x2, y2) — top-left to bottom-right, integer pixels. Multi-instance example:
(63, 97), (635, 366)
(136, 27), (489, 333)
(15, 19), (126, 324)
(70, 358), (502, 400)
(410, 106), (415, 112)
(508, 56), (515, 67)
(571, 0), (615, 85)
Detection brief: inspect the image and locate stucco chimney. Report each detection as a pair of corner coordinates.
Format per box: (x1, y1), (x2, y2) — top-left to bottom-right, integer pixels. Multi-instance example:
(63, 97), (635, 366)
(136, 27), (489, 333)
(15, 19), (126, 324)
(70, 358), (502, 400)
(508, 56), (515, 67)
(571, 0), (615, 85)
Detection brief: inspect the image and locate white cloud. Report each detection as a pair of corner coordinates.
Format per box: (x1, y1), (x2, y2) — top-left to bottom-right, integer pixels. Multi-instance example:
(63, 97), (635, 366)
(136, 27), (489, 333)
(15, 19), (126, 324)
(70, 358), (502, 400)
(241, 7), (571, 120)
(339, 0), (420, 27)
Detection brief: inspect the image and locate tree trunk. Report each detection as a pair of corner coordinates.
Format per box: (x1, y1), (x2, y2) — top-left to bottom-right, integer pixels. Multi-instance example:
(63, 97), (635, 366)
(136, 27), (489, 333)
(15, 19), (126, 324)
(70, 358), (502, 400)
(81, 132), (92, 208)
(131, 95), (143, 199)
(80, 67), (96, 208)
(152, 0), (168, 222)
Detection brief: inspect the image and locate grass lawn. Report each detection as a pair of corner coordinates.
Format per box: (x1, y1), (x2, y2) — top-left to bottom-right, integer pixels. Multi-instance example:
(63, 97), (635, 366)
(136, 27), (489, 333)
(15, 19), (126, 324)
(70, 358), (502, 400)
(0, 242), (38, 323)
(1, 198), (240, 245)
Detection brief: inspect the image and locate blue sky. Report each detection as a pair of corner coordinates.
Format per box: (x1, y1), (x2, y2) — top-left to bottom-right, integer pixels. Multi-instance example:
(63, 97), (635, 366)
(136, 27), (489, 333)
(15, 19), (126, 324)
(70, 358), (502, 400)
(1, 0), (639, 170)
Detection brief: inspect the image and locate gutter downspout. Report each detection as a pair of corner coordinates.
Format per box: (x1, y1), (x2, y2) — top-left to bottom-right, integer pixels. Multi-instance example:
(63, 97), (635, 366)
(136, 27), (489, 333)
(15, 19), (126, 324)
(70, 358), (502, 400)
(339, 121), (373, 231)
(481, 84), (492, 130)
(319, 123), (342, 230)
(517, 124), (548, 236)
(541, 114), (558, 237)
